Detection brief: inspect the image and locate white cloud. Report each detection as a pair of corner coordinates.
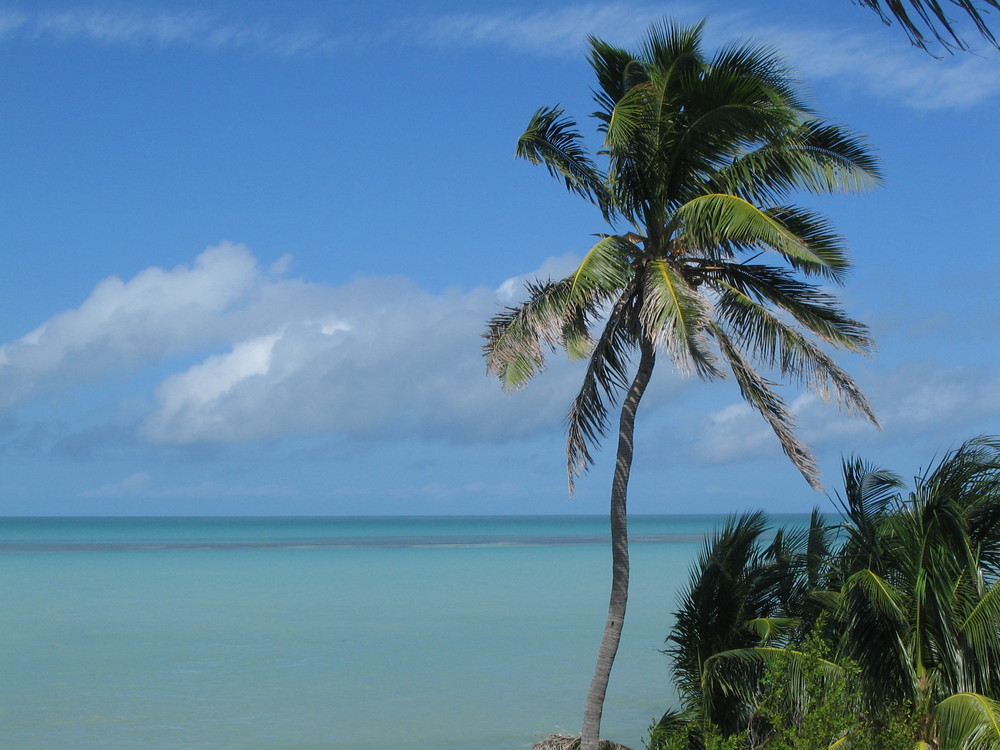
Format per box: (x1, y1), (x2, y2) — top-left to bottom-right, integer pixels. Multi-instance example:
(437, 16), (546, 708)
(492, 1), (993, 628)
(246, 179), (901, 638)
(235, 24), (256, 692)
(0, 242), (263, 408)
(416, 2), (696, 56)
(5, 4), (997, 108)
(767, 27), (1000, 110)
(1, 6), (342, 56)
(1, 244), (592, 448)
(138, 274), (584, 446)
(421, 3), (1000, 109)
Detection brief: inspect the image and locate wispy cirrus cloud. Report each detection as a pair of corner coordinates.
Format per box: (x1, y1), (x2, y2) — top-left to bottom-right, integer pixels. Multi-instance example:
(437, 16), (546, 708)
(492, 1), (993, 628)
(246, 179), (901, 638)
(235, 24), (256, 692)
(419, 2), (1000, 109)
(4, 3), (998, 107)
(0, 6), (344, 56)
(414, 1), (698, 56)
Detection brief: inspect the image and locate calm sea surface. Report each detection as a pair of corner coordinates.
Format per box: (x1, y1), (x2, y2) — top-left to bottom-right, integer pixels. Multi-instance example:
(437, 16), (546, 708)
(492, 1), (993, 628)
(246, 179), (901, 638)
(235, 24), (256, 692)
(0, 515), (807, 749)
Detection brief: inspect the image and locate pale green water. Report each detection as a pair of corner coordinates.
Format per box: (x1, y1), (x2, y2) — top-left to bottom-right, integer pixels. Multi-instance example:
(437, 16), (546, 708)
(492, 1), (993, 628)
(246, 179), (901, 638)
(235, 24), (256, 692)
(0, 516), (805, 749)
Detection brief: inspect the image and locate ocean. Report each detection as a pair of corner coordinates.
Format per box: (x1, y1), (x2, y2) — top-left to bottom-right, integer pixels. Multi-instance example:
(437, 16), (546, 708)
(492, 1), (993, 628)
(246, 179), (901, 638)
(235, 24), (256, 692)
(0, 515), (804, 749)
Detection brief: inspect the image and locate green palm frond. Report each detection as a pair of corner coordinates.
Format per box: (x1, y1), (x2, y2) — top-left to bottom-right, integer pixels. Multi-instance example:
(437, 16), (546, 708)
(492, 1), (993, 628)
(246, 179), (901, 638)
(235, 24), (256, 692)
(516, 106), (610, 213)
(570, 235), (637, 297)
(672, 193), (848, 280)
(643, 258), (723, 378)
(744, 617), (800, 644)
(712, 325), (820, 488)
(588, 39), (645, 120)
(843, 569), (907, 622)
(637, 18), (705, 86)
(935, 693), (1000, 750)
(703, 262), (873, 353)
(833, 457), (904, 574)
(565, 294), (640, 492)
(709, 119), (882, 204)
(713, 281), (877, 423)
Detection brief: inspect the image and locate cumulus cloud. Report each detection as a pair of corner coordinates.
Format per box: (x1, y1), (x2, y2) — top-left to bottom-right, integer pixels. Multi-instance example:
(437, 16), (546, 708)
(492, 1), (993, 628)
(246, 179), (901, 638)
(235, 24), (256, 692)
(0, 243), (264, 407)
(139, 274), (583, 446)
(0, 243), (591, 448)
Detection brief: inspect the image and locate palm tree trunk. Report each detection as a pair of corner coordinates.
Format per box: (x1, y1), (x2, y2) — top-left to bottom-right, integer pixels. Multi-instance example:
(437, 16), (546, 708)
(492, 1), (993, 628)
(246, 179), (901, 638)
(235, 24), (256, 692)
(580, 339), (656, 750)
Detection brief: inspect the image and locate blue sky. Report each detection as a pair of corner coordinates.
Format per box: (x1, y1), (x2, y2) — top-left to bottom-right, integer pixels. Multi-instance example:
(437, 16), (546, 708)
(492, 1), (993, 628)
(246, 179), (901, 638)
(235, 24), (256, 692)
(1, 0), (998, 516)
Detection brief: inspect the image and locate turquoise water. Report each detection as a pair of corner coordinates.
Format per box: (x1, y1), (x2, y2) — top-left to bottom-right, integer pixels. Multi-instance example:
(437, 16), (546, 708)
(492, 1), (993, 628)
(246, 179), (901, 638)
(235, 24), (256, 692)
(0, 515), (805, 749)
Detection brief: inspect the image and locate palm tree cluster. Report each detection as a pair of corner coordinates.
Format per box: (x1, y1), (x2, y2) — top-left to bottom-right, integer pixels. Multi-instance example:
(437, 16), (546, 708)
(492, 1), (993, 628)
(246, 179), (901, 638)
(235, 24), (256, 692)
(655, 437), (1000, 750)
(484, 19), (880, 750)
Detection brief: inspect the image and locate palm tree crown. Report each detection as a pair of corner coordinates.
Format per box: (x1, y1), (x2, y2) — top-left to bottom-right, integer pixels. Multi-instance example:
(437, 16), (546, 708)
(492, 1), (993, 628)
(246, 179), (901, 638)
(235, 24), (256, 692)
(486, 20), (880, 491)
(484, 20), (880, 749)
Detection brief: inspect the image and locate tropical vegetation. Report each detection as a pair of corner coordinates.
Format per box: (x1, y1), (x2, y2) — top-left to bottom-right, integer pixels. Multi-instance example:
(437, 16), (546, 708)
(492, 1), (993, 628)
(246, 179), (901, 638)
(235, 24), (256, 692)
(484, 18), (880, 750)
(652, 436), (1000, 750)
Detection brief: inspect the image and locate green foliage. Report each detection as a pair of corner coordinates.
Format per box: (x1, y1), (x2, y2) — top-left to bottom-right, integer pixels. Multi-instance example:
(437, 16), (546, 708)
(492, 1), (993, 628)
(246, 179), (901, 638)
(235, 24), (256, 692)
(655, 437), (1000, 750)
(648, 621), (918, 750)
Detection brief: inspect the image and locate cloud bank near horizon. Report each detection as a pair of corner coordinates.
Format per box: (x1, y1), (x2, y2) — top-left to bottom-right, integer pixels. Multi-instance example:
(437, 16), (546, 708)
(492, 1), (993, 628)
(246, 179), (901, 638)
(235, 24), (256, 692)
(2, 243), (996, 479)
(0, 243), (588, 449)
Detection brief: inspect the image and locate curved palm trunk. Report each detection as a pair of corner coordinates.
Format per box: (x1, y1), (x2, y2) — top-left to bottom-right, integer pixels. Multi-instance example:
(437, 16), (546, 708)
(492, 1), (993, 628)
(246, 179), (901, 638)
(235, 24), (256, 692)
(580, 339), (656, 750)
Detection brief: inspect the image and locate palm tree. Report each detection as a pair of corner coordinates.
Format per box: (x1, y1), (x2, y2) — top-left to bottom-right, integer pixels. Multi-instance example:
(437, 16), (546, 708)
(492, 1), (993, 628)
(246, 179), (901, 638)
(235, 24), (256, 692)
(831, 436), (1000, 747)
(483, 19), (880, 750)
(657, 438), (1000, 750)
(852, 0), (1000, 52)
(664, 510), (835, 739)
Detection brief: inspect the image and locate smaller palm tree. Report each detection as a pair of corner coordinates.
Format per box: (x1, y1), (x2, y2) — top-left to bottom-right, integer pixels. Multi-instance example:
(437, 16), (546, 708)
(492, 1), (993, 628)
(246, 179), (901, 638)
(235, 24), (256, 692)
(657, 437), (1000, 750)
(833, 436), (1000, 747)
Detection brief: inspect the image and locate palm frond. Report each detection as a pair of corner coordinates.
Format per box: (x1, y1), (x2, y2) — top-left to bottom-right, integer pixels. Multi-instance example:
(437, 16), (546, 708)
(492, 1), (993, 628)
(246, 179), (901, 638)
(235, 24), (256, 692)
(570, 235), (637, 297)
(484, 279), (596, 391)
(744, 617), (800, 644)
(643, 258), (723, 378)
(588, 38), (645, 121)
(708, 119), (882, 204)
(565, 294), (639, 492)
(712, 325), (820, 488)
(672, 193), (849, 281)
(857, 0), (1000, 52)
(713, 280), (877, 423)
(935, 693), (1000, 750)
(702, 262), (873, 354)
(516, 106), (610, 213)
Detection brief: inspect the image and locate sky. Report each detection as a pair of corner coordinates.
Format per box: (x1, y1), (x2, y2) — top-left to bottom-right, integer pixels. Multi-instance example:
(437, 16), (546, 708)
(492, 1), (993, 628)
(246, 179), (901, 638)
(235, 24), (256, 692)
(1, 0), (998, 517)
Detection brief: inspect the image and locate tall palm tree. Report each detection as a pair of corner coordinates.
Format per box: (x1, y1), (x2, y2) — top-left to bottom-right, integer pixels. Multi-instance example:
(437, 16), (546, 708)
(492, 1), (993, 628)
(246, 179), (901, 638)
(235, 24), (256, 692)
(483, 20), (880, 749)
